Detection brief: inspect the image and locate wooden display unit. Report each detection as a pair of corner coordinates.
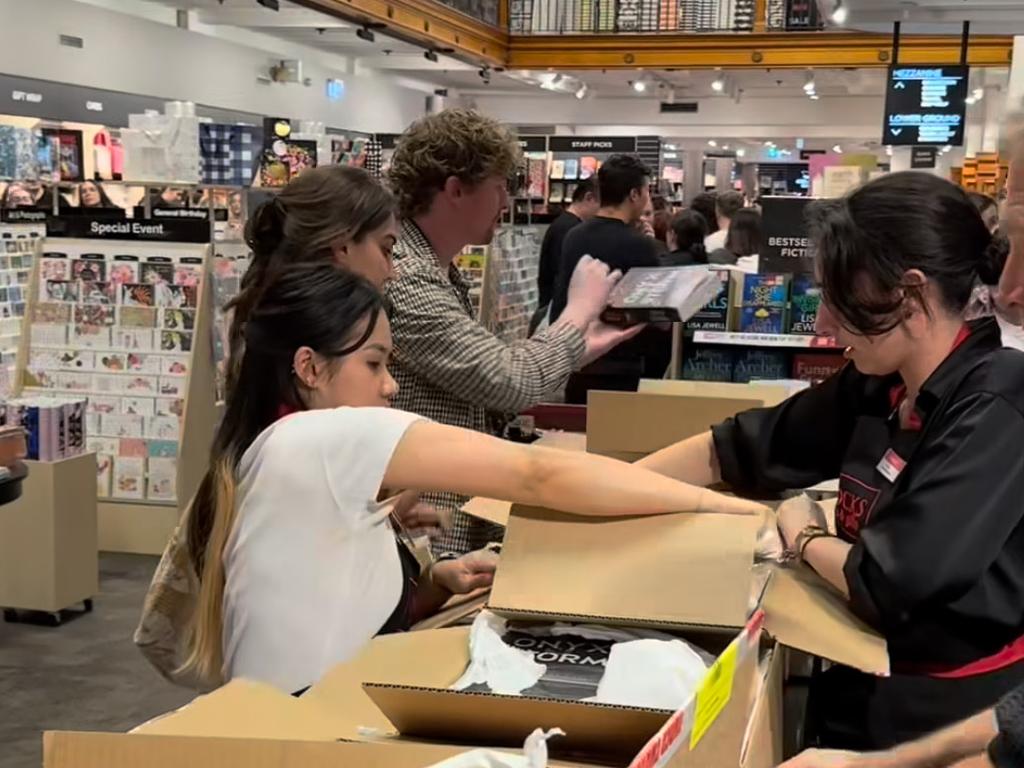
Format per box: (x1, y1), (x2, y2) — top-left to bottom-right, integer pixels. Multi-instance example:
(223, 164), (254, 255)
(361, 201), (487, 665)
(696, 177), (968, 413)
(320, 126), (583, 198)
(14, 237), (219, 555)
(0, 453), (98, 621)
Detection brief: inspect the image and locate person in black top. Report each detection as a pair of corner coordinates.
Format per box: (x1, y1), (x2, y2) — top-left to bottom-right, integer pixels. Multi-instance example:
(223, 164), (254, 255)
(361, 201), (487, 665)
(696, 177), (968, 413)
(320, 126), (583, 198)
(663, 209), (709, 266)
(639, 172), (1024, 751)
(551, 154), (669, 402)
(533, 178), (599, 333)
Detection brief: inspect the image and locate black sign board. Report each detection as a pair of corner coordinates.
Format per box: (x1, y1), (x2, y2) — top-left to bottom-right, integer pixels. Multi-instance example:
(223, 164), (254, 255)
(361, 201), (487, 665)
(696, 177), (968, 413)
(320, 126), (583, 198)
(911, 146), (938, 169)
(44, 215), (210, 243)
(786, 0), (822, 30)
(376, 133), (401, 150)
(517, 136), (548, 152)
(548, 136), (636, 153)
(882, 66), (969, 147)
(0, 208), (49, 224)
(799, 149), (827, 161)
(760, 197), (814, 275)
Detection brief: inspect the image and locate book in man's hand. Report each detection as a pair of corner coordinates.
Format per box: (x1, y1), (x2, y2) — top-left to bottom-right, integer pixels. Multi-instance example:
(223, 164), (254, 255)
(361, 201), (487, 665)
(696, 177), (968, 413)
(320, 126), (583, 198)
(601, 266), (724, 326)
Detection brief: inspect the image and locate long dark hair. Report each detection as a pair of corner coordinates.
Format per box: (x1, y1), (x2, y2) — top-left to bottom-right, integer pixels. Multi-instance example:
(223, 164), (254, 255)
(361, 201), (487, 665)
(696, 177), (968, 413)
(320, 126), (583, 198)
(183, 264), (386, 684)
(808, 171), (996, 335)
(724, 208), (762, 258)
(227, 166), (395, 394)
(670, 210), (709, 263)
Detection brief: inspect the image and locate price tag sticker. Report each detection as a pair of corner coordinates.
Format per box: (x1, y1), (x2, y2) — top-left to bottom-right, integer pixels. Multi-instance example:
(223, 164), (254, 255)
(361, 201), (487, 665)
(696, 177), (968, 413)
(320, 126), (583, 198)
(689, 639), (738, 749)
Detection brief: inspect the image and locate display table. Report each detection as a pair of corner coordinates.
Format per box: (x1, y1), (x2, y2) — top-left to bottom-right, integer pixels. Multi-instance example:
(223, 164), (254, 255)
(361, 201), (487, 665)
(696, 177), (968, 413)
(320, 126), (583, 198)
(0, 454), (98, 625)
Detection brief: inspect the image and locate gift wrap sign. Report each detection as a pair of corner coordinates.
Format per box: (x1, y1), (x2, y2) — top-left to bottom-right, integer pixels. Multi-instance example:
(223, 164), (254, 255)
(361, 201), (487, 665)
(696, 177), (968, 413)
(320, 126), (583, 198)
(760, 197), (813, 275)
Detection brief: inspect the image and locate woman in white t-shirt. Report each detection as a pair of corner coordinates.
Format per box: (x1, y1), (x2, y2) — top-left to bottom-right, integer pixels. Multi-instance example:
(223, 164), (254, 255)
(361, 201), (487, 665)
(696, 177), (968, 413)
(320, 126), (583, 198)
(181, 265), (766, 693)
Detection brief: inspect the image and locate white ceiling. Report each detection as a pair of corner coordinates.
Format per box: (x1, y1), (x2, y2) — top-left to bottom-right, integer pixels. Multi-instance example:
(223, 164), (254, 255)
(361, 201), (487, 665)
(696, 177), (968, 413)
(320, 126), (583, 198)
(836, 0), (1024, 35)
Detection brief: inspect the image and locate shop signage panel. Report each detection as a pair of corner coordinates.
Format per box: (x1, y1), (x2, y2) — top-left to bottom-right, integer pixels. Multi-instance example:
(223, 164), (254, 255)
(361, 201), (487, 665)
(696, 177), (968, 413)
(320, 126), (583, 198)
(760, 196), (814, 275)
(882, 66), (969, 147)
(548, 136), (636, 153)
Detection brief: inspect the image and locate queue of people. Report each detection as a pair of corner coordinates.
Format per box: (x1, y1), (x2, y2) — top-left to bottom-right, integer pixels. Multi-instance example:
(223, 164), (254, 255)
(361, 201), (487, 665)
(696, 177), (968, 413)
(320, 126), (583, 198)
(136, 107), (1024, 766)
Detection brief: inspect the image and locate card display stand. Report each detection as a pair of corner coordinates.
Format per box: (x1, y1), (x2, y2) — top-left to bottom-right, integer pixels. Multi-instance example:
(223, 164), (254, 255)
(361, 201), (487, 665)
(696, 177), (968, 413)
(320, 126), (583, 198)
(14, 237), (218, 554)
(0, 224), (42, 396)
(0, 454), (98, 624)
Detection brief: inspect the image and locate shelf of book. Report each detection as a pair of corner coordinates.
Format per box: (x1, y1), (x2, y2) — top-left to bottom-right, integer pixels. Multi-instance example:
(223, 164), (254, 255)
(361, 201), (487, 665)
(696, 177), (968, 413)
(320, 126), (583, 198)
(690, 331), (840, 349)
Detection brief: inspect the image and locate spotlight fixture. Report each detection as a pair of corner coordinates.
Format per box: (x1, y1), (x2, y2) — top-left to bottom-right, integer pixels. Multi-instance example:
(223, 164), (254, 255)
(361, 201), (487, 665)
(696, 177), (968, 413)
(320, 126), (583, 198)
(632, 79), (647, 93)
(830, 0), (848, 25)
(763, 140), (775, 147)
(943, 145), (953, 154)
(356, 26), (375, 42)
(711, 69), (725, 93)
(575, 84), (588, 100)
(707, 139), (718, 148)
(885, 145), (893, 157)
(722, 144), (730, 151)
(832, 144), (843, 153)
(256, 0), (280, 9)
(479, 67), (491, 85)
(809, 94), (820, 100)
(736, 148), (746, 158)
(803, 70), (816, 94)
(424, 49), (439, 63)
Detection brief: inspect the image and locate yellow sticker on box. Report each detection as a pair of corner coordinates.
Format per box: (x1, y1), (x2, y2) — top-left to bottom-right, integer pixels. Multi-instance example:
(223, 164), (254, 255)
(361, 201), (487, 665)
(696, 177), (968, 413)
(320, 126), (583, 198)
(689, 638), (739, 748)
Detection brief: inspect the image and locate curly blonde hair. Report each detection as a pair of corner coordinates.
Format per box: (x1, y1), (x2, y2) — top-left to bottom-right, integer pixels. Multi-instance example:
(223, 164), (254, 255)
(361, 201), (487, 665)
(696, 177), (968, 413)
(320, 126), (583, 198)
(388, 109), (521, 219)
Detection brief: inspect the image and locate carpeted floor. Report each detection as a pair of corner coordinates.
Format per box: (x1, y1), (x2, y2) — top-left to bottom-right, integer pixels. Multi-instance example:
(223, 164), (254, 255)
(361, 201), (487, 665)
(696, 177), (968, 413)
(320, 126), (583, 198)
(0, 554), (195, 768)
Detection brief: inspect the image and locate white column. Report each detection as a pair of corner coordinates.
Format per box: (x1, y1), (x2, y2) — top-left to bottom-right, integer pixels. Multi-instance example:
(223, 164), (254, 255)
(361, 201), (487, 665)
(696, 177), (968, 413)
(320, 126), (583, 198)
(1008, 37), (1024, 115)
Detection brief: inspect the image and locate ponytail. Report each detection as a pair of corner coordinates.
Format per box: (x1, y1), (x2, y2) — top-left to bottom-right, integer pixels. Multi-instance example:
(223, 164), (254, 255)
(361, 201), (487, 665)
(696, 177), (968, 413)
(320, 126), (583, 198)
(691, 243), (708, 265)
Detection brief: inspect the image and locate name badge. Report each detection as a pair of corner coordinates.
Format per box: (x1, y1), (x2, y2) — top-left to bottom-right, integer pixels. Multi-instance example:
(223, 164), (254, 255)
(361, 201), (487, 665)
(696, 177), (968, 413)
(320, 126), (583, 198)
(876, 449), (906, 483)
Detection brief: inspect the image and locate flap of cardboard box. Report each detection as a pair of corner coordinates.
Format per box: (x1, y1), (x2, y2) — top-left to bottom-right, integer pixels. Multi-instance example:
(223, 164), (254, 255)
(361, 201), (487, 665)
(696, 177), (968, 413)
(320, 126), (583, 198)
(130, 679), (342, 740)
(586, 391), (766, 458)
(763, 565), (889, 676)
(43, 730), (483, 768)
(363, 684), (671, 762)
(462, 495), (512, 526)
(637, 380), (794, 407)
(490, 507), (762, 630)
(305, 627), (473, 739)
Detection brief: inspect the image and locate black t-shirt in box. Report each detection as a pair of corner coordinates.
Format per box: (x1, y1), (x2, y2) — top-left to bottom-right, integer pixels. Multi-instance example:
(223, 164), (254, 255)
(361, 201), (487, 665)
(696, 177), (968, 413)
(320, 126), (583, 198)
(550, 216), (660, 321)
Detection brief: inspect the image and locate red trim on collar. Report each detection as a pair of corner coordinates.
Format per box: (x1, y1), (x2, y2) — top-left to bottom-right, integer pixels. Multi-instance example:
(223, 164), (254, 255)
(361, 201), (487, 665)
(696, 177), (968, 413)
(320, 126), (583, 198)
(889, 324), (973, 431)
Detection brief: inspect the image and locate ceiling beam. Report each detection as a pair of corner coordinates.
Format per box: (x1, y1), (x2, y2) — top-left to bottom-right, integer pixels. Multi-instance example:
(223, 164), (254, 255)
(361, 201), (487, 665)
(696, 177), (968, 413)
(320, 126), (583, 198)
(195, 7), (351, 28)
(506, 32), (1014, 70)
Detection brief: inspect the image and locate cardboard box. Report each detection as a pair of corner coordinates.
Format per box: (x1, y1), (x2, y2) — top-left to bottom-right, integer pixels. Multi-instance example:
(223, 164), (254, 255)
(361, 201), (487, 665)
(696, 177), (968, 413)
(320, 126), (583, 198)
(305, 508), (770, 765)
(586, 389), (782, 462)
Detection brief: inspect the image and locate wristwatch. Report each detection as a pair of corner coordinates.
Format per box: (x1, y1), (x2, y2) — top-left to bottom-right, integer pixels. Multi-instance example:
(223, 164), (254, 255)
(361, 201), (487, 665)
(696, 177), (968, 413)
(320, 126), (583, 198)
(792, 524), (831, 563)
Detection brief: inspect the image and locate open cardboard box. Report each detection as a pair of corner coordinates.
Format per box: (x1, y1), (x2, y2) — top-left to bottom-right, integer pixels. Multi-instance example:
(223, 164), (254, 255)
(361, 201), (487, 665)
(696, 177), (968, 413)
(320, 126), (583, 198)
(296, 508), (774, 766)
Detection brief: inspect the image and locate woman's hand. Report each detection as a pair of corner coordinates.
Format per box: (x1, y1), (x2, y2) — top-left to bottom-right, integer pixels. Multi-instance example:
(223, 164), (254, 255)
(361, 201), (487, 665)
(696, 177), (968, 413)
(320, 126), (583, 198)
(392, 490), (447, 539)
(431, 549), (498, 595)
(559, 255), (623, 330)
(776, 494), (828, 551)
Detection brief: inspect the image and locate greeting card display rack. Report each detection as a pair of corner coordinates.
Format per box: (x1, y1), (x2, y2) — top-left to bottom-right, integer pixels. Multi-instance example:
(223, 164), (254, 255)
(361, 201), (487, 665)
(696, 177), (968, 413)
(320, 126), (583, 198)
(13, 234), (218, 555)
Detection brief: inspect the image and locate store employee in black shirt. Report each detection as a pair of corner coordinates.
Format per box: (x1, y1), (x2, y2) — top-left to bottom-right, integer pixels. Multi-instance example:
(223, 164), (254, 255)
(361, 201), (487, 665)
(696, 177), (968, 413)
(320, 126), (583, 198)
(640, 172), (1024, 751)
(551, 155), (667, 400)
(535, 178), (599, 328)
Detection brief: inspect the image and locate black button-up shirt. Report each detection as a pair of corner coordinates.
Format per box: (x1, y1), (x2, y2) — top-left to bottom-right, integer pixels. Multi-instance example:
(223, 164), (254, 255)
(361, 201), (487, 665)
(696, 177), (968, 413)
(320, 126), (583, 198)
(714, 318), (1024, 671)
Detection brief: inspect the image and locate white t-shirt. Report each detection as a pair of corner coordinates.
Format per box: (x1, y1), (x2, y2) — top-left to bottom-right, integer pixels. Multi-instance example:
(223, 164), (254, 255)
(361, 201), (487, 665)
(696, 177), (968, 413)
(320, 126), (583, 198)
(222, 406), (422, 692)
(704, 228), (727, 252)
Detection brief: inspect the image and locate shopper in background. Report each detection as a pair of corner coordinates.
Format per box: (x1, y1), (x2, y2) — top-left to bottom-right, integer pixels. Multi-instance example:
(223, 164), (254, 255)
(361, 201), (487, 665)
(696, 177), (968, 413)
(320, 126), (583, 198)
(970, 191), (1000, 234)
(552, 154), (671, 403)
(181, 263), (765, 692)
(779, 131), (1024, 768)
(534, 177), (599, 332)
(689, 192), (719, 237)
(77, 180), (117, 209)
(709, 207), (763, 271)
(385, 109), (639, 558)
(703, 190), (744, 251)
(663, 210), (709, 266)
(641, 172), (1024, 751)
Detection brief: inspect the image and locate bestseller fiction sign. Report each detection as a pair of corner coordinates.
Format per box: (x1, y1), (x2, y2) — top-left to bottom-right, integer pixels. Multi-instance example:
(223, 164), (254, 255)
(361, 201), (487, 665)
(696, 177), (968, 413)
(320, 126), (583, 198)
(760, 196), (814, 275)
(882, 65), (969, 147)
(548, 136), (636, 153)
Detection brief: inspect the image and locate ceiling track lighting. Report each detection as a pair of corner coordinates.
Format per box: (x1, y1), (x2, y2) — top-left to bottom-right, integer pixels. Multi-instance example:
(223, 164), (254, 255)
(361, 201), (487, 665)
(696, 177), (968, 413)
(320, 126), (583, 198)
(830, 0), (848, 25)
(575, 83), (588, 100)
(711, 69), (725, 93)
(803, 69), (816, 96)
(424, 49), (439, 63)
(632, 78), (648, 93)
(256, 0), (280, 9)
(356, 26), (375, 42)
(832, 144), (844, 154)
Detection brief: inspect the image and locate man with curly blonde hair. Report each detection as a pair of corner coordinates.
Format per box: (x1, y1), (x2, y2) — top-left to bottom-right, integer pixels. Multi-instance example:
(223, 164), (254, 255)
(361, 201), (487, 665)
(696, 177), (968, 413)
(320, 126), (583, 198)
(386, 108), (638, 557)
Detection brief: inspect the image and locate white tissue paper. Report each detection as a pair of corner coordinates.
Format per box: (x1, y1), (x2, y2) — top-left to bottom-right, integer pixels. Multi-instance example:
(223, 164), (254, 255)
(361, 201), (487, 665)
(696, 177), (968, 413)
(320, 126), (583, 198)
(452, 611), (710, 711)
(426, 728), (565, 768)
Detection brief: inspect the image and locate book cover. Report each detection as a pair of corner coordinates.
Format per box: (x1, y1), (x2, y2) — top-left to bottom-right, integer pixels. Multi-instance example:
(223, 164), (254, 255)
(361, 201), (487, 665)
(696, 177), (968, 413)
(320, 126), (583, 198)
(121, 283), (155, 307)
(40, 255), (69, 282)
(108, 259), (140, 286)
(174, 259), (203, 287)
(792, 352), (847, 383)
(579, 156), (599, 179)
(685, 269), (731, 331)
(741, 273), (791, 308)
(739, 306), (789, 335)
(71, 258), (106, 283)
(141, 259), (174, 285)
(563, 158), (580, 180)
(79, 281), (117, 305)
(682, 347), (736, 382)
(788, 274), (821, 335)
(733, 349), (790, 383)
(603, 266), (723, 325)
(549, 160), (566, 180)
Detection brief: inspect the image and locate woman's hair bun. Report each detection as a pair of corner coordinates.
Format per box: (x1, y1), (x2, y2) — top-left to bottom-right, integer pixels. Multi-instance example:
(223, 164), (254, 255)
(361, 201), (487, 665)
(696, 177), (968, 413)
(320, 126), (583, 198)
(243, 197), (287, 263)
